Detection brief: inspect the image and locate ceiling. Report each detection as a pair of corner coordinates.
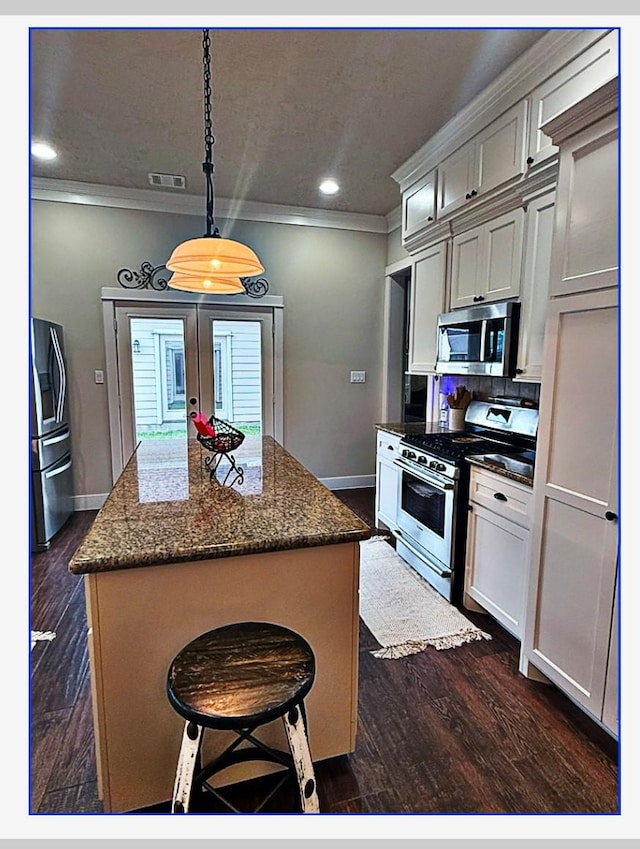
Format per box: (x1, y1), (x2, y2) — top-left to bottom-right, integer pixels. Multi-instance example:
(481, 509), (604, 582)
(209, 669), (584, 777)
(30, 26), (551, 218)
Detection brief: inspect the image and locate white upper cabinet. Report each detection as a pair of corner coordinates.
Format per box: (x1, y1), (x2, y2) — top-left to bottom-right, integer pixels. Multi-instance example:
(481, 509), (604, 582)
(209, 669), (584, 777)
(548, 106), (618, 298)
(402, 169), (436, 243)
(514, 189), (556, 382)
(526, 31), (618, 170)
(437, 101), (527, 219)
(449, 207), (525, 310)
(407, 241), (448, 373)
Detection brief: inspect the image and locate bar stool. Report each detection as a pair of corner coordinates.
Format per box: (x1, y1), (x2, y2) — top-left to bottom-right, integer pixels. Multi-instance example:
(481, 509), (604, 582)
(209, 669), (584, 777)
(166, 621), (320, 814)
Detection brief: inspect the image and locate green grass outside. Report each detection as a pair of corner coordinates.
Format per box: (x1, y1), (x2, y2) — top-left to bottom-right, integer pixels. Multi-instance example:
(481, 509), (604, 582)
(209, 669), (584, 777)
(137, 422), (262, 440)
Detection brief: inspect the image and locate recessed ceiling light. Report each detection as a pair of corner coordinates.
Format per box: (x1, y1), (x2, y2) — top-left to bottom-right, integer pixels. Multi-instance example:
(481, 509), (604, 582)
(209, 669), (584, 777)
(31, 141), (57, 161)
(319, 179), (340, 196)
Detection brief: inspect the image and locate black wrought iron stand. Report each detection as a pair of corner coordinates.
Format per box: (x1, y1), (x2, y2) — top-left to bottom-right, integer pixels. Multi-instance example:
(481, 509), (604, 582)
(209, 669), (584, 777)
(196, 416), (245, 487)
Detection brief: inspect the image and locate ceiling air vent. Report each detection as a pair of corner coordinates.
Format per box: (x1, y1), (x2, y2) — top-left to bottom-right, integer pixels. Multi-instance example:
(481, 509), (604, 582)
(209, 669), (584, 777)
(148, 172), (186, 189)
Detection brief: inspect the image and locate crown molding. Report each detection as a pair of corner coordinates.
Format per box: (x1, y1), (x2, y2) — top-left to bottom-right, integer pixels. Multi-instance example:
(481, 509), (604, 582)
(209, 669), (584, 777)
(391, 28), (612, 192)
(542, 77), (618, 145)
(31, 177), (389, 235)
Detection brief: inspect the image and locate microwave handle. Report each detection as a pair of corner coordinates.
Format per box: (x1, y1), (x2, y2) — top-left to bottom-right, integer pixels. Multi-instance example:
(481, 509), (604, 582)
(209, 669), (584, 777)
(479, 319), (487, 363)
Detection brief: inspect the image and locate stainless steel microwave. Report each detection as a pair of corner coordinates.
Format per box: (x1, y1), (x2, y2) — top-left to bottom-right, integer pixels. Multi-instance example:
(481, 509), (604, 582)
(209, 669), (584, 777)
(435, 301), (520, 377)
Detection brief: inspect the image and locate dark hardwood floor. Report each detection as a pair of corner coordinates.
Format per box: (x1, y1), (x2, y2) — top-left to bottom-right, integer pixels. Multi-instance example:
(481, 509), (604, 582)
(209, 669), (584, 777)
(30, 488), (619, 816)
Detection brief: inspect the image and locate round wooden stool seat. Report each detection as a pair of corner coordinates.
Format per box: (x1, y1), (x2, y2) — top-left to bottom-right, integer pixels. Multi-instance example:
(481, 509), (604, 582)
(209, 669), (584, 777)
(167, 621), (315, 731)
(166, 621), (320, 814)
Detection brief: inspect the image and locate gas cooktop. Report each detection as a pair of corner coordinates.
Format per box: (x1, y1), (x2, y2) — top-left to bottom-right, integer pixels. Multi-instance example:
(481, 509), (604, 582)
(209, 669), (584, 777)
(401, 432), (512, 464)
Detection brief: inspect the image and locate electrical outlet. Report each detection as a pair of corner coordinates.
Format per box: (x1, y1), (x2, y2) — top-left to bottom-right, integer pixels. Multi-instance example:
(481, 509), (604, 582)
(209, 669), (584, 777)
(350, 370), (366, 384)
(94, 370), (104, 384)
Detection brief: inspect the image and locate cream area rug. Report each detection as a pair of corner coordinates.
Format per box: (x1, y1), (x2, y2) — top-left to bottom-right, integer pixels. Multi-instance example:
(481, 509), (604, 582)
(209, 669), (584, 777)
(359, 536), (491, 658)
(31, 630), (56, 650)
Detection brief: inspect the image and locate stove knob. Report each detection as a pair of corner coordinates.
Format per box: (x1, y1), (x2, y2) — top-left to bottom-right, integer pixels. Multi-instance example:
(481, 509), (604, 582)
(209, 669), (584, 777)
(436, 462), (447, 472)
(401, 449), (410, 459)
(407, 451), (416, 460)
(429, 460), (437, 470)
(417, 455), (427, 464)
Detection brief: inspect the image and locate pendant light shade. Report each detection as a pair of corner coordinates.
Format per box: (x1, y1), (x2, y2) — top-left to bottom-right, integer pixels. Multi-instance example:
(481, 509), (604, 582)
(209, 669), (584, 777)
(166, 29), (264, 294)
(166, 236), (264, 278)
(167, 272), (246, 294)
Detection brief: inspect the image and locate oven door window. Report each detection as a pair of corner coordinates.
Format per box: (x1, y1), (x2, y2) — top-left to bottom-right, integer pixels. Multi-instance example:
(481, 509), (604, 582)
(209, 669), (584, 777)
(439, 322), (481, 363)
(400, 470), (446, 539)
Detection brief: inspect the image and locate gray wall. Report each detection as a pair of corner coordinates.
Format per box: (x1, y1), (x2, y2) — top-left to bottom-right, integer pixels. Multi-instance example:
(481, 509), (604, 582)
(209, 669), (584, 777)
(386, 224), (411, 267)
(31, 199), (387, 499)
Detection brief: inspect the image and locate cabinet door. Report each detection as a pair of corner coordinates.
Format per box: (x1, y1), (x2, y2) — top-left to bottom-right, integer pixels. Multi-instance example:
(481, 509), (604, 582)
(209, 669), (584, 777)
(484, 207), (525, 302)
(375, 455), (400, 531)
(515, 191), (556, 381)
(550, 111), (618, 297)
(402, 169), (436, 243)
(449, 226), (483, 310)
(475, 100), (527, 197)
(521, 287), (618, 720)
(465, 502), (529, 639)
(526, 31), (618, 169)
(437, 138), (476, 218)
(407, 242), (447, 373)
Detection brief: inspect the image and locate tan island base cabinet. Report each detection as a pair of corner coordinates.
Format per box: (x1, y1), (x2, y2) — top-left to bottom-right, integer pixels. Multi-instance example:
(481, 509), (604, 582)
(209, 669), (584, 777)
(84, 542), (361, 813)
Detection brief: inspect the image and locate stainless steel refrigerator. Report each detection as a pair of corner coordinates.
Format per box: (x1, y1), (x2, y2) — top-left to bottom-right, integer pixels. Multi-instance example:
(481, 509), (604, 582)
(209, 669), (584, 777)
(31, 317), (74, 551)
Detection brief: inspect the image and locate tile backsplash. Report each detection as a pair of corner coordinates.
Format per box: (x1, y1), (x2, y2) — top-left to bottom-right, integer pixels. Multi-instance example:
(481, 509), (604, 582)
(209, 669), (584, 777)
(436, 375), (540, 407)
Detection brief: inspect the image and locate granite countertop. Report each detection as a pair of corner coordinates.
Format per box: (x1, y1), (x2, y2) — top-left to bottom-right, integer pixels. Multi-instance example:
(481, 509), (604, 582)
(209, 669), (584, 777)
(376, 421), (453, 437)
(466, 453), (535, 487)
(69, 436), (371, 575)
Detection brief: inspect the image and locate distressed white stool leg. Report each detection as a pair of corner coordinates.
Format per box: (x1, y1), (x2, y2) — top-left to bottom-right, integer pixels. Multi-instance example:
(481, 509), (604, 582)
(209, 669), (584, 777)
(282, 703), (320, 813)
(171, 720), (204, 813)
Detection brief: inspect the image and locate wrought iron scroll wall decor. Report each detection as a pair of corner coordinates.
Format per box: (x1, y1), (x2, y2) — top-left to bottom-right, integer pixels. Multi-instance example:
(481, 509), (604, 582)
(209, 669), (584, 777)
(117, 261), (270, 298)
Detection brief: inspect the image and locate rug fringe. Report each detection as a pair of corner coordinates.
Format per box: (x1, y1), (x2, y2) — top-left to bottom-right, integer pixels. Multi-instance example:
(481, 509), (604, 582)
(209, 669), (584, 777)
(371, 628), (491, 659)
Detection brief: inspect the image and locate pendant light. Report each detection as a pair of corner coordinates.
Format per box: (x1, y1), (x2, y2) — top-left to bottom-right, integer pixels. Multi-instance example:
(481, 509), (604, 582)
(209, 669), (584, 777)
(167, 29), (264, 291)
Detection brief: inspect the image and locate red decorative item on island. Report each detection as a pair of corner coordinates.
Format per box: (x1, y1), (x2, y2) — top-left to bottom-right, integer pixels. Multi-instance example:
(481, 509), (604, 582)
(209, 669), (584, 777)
(191, 412), (216, 437)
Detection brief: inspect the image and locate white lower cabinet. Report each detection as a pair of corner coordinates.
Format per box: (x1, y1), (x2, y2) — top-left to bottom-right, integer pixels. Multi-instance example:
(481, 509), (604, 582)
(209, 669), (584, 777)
(375, 430), (401, 531)
(464, 467), (531, 639)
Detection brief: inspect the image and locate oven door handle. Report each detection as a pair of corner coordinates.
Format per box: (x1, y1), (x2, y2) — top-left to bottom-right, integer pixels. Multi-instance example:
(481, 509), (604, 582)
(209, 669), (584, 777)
(394, 460), (454, 491)
(392, 530), (452, 578)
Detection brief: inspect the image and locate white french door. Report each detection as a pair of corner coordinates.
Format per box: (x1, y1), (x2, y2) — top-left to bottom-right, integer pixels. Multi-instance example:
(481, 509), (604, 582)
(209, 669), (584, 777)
(110, 296), (281, 479)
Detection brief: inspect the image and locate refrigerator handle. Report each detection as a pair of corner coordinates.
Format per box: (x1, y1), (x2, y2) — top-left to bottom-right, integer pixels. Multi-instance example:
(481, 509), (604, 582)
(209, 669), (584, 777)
(44, 457), (73, 479)
(50, 327), (67, 424)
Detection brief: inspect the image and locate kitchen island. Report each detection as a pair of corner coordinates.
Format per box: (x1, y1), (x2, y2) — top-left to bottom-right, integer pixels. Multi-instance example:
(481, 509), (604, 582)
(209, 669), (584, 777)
(69, 436), (370, 813)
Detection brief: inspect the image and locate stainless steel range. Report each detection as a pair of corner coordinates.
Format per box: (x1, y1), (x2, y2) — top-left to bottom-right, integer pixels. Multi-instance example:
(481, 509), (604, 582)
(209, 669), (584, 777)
(393, 399), (539, 604)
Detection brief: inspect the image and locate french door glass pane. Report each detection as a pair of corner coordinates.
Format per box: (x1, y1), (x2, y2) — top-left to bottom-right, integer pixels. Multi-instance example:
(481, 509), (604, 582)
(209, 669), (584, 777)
(211, 319), (263, 461)
(129, 317), (188, 479)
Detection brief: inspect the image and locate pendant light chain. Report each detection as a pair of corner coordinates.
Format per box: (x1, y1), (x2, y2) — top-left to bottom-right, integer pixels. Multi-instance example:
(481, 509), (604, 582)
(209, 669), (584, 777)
(202, 28), (218, 239)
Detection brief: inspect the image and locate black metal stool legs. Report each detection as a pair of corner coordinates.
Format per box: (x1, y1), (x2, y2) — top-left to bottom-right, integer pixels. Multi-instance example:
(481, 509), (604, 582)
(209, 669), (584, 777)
(170, 701), (319, 813)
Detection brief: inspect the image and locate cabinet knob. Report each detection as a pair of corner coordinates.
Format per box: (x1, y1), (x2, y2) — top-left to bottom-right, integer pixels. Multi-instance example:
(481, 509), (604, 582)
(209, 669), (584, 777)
(470, 189), (478, 197)
(604, 511), (618, 522)
(465, 192), (471, 200)
(427, 216), (434, 222)
(527, 156), (535, 165)
(493, 492), (508, 502)
(473, 295), (485, 302)
(515, 368), (524, 374)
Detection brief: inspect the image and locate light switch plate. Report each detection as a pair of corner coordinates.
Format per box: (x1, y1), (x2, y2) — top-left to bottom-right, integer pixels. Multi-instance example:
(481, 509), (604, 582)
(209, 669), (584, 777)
(350, 370), (366, 383)
(94, 370), (104, 384)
